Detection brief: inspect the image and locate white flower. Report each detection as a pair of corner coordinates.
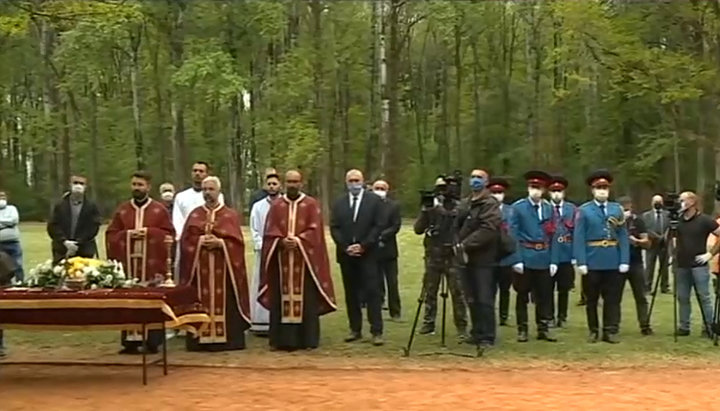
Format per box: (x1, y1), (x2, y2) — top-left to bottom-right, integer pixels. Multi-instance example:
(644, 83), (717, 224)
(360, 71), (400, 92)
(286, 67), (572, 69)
(53, 266), (63, 275)
(29, 268), (38, 277)
(105, 274), (113, 283)
(90, 284), (98, 290)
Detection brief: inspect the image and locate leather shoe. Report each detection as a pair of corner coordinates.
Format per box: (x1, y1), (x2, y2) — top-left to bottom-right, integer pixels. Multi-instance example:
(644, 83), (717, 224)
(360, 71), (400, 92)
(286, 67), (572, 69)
(556, 318), (566, 328)
(602, 333), (620, 344)
(537, 330), (557, 342)
(371, 335), (384, 346)
(517, 330), (529, 343)
(344, 332), (362, 342)
(588, 332), (599, 343)
(419, 324), (435, 335)
(641, 327), (654, 336)
(118, 346), (141, 355)
(499, 318), (508, 326)
(676, 329), (690, 337)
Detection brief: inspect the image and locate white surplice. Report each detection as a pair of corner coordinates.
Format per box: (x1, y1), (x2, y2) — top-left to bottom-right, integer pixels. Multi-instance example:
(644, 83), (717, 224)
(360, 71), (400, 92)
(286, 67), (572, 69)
(249, 196), (273, 332)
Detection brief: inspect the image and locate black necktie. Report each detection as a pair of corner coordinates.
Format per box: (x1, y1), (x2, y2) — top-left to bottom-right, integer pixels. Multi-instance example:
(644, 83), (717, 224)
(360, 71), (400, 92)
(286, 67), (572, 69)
(533, 204), (540, 220)
(599, 204), (606, 216)
(351, 195), (358, 222)
(555, 205), (561, 218)
(656, 210), (662, 229)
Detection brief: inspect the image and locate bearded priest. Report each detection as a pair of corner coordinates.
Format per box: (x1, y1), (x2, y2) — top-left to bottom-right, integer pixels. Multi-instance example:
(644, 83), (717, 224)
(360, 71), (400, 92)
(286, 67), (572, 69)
(259, 170), (337, 351)
(179, 176), (250, 351)
(106, 170), (175, 354)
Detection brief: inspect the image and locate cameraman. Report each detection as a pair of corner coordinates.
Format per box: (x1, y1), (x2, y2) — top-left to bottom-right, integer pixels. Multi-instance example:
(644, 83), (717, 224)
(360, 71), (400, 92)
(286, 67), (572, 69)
(455, 169), (501, 348)
(675, 191), (720, 337)
(414, 176), (468, 340)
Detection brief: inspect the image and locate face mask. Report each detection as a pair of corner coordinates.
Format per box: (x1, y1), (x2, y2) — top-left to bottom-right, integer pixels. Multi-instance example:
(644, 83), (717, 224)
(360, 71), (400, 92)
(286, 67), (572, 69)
(161, 192), (174, 201)
(550, 191), (564, 203)
(653, 202), (662, 210)
(593, 188), (609, 202)
(528, 187), (543, 200)
(132, 190), (147, 200)
(0, 200), (6, 208)
(623, 210), (632, 219)
(71, 183), (85, 195)
(469, 177), (486, 191)
(347, 182), (363, 195)
(374, 190), (387, 200)
(491, 193), (504, 203)
(680, 200), (688, 212)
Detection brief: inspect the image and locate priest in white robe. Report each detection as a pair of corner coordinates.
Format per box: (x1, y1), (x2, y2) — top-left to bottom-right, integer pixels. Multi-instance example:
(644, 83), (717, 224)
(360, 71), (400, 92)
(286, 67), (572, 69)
(249, 173), (281, 334)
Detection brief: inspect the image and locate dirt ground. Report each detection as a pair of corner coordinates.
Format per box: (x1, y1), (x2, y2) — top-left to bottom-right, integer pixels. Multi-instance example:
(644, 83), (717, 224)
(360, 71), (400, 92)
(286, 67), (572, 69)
(0, 364), (716, 410)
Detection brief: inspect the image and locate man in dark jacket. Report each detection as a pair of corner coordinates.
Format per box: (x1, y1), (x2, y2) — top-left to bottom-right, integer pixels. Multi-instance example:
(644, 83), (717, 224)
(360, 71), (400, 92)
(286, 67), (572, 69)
(47, 175), (102, 264)
(455, 169), (502, 348)
(372, 179), (402, 321)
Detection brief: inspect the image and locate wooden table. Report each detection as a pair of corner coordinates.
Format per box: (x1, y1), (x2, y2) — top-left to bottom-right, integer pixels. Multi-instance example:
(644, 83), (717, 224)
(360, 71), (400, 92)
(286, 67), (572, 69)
(0, 286), (210, 385)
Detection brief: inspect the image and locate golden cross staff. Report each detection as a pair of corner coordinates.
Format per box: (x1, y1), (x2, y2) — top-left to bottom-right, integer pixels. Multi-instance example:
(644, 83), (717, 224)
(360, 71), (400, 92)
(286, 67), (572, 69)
(161, 235), (176, 287)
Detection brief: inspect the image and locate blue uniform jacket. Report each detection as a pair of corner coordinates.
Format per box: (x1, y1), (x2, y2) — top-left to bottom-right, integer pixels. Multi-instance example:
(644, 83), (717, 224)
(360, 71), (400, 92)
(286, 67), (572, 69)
(510, 198), (554, 270)
(499, 203), (519, 267)
(573, 201), (630, 271)
(550, 201), (577, 265)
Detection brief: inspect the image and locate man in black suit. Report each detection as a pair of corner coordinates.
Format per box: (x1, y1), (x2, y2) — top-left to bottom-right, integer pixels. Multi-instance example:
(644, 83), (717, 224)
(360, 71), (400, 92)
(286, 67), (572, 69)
(47, 175), (102, 264)
(331, 169), (385, 346)
(372, 179), (402, 321)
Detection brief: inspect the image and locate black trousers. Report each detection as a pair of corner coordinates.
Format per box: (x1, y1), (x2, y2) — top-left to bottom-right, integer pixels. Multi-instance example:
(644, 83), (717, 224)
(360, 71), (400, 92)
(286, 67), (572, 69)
(461, 264), (496, 344)
(513, 268), (553, 332)
(646, 242), (669, 291)
(340, 255), (383, 336)
(584, 270), (625, 335)
(379, 258), (401, 318)
(624, 262), (650, 330)
(493, 265), (513, 322)
(551, 262), (575, 322)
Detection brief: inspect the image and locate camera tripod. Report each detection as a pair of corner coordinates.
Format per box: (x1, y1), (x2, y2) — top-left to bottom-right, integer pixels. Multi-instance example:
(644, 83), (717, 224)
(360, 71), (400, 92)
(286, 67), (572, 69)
(402, 269), (479, 358)
(647, 222), (714, 342)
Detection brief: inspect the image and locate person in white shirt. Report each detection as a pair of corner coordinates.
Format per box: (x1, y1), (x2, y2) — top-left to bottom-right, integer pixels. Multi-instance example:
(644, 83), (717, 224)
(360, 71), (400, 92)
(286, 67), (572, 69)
(172, 162), (225, 240)
(0, 191), (23, 283)
(249, 173), (281, 334)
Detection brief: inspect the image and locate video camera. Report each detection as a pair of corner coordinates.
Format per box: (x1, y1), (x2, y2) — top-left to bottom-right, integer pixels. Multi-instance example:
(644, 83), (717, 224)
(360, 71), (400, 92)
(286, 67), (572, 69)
(664, 192), (681, 226)
(419, 190), (436, 208)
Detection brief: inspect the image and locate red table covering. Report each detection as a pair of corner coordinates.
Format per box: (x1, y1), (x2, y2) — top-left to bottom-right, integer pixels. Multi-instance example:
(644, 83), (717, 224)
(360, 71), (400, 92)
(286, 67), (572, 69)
(0, 286), (209, 334)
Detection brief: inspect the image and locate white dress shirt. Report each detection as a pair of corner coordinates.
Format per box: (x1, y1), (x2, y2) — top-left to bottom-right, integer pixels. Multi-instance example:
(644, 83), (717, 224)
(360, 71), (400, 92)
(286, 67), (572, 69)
(172, 188), (225, 240)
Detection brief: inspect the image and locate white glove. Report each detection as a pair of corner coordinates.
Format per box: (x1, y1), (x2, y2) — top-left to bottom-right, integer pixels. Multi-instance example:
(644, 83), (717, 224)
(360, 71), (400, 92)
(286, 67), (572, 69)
(549, 264), (558, 277)
(619, 264), (629, 273)
(63, 240), (78, 256)
(695, 252), (713, 265)
(571, 259), (577, 265)
(512, 263), (524, 274)
(577, 265), (588, 275)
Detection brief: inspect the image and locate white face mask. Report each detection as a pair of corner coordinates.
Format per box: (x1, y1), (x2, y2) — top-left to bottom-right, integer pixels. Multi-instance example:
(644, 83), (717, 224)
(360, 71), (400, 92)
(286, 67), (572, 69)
(623, 210), (632, 219)
(0, 200), (6, 208)
(593, 188), (609, 202)
(528, 187), (543, 201)
(161, 192), (174, 201)
(71, 183), (85, 195)
(491, 193), (505, 203)
(550, 191), (564, 203)
(374, 190), (387, 200)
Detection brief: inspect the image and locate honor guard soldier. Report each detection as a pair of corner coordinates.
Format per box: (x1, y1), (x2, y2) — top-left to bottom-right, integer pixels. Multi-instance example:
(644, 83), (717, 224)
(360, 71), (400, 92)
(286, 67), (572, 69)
(547, 175), (577, 328)
(488, 177), (516, 326)
(573, 169), (630, 344)
(510, 170), (557, 343)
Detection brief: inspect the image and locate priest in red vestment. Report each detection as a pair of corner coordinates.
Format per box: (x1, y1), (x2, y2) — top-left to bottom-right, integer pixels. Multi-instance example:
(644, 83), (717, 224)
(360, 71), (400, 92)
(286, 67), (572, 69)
(179, 176), (250, 351)
(106, 171), (175, 354)
(259, 170), (336, 350)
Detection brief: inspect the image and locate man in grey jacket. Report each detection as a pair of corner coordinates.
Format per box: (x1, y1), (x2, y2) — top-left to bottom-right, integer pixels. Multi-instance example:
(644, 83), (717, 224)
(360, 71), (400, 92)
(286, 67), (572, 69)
(642, 195), (670, 293)
(0, 191), (23, 283)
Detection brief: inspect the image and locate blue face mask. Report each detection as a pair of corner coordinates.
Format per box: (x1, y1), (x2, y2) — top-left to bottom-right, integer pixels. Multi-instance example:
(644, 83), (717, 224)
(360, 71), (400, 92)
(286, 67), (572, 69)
(469, 176), (486, 191)
(347, 182), (363, 195)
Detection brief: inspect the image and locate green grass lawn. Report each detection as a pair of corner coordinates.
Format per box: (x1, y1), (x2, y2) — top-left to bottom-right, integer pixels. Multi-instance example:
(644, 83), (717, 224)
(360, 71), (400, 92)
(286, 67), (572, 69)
(3, 222), (720, 368)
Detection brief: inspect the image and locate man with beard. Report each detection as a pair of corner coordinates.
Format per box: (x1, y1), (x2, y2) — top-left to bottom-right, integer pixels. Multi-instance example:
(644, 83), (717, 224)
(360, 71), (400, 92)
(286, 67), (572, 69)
(173, 162), (225, 243)
(573, 169), (629, 344)
(47, 175), (102, 264)
(488, 177), (515, 327)
(248, 167), (278, 216)
(249, 172), (282, 335)
(547, 175), (577, 328)
(510, 171), (557, 343)
(179, 177), (250, 351)
(258, 170), (337, 350)
(106, 171), (175, 354)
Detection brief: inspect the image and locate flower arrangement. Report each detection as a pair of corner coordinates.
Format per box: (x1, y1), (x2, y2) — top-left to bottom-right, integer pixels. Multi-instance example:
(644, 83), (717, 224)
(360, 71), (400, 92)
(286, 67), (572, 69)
(26, 257), (139, 290)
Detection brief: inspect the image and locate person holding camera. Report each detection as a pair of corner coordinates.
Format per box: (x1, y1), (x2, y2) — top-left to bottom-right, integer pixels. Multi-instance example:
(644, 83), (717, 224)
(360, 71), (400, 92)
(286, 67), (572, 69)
(414, 176), (468, 340)
(455, 169), (502, 347)
(573, 170), (629, 344)
(674, 191), (720, 337)
(488, 177), (515, 326)
(618, 196), (653, 336)
(510, 170), (557, 343)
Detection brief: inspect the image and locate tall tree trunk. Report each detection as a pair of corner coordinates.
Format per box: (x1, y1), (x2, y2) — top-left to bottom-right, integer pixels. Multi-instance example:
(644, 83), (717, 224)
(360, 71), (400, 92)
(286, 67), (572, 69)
(60, 100), (71, 188)
(379, 0), (389, 175)
(130, 24), (145, 170)
(385, 0), (402, 185)
(311, 0), (330, 219)
(453, 14), (463, 171)
(169, 1), (187, 186)
(151, 30), (167, 182)
(89, 89), (100, 203)
(364, 0), (381, 176)
(39, 18), (60, 201)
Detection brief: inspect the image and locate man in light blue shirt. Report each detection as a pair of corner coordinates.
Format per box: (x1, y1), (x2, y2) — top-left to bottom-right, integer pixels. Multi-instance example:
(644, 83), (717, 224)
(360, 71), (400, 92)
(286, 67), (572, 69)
(0, 191), (23, 283)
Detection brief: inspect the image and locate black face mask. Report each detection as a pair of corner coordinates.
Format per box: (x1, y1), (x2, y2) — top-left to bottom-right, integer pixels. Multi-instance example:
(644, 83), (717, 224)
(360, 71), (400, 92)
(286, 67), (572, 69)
(653, 203), (662, 210)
